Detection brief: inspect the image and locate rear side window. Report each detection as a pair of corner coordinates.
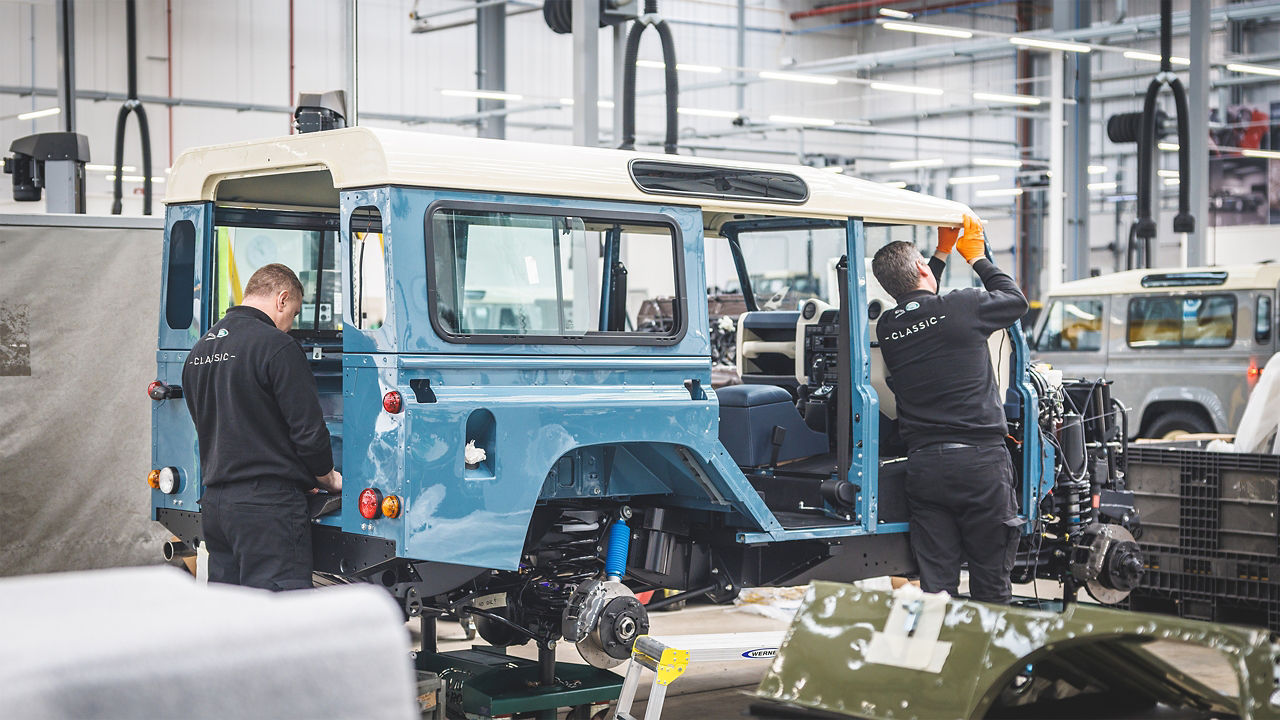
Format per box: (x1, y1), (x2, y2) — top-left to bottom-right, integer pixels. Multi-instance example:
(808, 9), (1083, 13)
(1257, 295), (1273, 344)
(165, 220), (196, 330)
(350, 207), (386, 331)
(1035, 298), (1104, 352)
(1127, 294), (1236, 349)
(427, 205), (682, 343)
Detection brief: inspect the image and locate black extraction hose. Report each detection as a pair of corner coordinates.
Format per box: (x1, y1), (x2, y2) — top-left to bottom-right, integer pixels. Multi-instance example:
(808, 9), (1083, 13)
(1127, 0), (1193, 268)
(111, 0), (153, 215)
(618, 1), (679, 154)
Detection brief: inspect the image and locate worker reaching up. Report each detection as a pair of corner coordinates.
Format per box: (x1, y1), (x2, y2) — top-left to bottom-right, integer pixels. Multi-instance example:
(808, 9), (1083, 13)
(871, 215), (1029, 604)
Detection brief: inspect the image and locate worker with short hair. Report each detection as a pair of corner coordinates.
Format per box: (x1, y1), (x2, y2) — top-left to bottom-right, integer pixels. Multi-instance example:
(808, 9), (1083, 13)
(182, 263), (341, 590)
(871, 217), (1028, 604)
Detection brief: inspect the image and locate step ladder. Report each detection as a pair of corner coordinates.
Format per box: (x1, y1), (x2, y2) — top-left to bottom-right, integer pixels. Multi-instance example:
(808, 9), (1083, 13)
(611, 631), (786, 720)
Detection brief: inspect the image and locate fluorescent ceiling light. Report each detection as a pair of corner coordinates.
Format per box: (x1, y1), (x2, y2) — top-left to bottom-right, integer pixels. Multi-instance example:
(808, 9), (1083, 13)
(758, 70), (839, 86)
(824, 166), (845, 173)
(769, 114), (837, 126)
(559, 98), (615, 108)
(1226, 63), (1280, 77)
(1156, 169), (1179, 178)
(677, 107), (740, 118)
(1088, 181), (1117, 190)
(972, 156), (1023, 168)
(1009, 36), (1091, 53)
(16, 107), (61, 120)
(883, 181), (908, 189)
(1088, 165), (1108, 175)
(1242, 148), (1280, 159)
(1123, 50), (1190, 66)
(888, 157), (945, 169)
(636, 60), (723, 74)
(975, 188), (1024, 197)
(85, 164), (137, 172)
(1163, 178), (1181, 186)
(870, 81), (944, 96)
(880, 21), (973, 39)
(948, 174), (1001, 185)
(1158, 142), (1180, 151)
(441, 88), (523, 101)
(972, 91), (1041, 106)
(106, 175), (165, 183)
(878, 8), (914, 19)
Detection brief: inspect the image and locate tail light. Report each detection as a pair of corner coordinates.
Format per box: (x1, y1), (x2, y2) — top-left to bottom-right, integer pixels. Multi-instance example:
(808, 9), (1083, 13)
(383, 390), (403, 414)
(148, 381), (181, 401)
(381, 495), (401, 519)
(1247, 359), (1262, 385)
(359, 488), (383, 519)
(147, 469), (161, 489)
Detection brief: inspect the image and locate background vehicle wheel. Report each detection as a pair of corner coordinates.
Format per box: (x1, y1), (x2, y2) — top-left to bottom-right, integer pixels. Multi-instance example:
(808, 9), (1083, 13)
(1146, 410), (1212, 440)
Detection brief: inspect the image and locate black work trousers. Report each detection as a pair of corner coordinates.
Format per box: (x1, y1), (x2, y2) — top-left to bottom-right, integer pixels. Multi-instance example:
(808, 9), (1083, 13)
(199, 478), (313, 591)
(903, 443), (1022, 604)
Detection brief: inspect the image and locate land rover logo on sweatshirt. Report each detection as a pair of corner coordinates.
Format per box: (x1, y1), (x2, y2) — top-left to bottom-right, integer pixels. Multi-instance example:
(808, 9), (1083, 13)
(904, 301), (920, 312)
(205, 328), (229, 341)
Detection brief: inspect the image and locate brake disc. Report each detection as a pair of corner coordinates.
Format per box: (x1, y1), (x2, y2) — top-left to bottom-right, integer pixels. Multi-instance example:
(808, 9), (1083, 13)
(564, 580), (648, 669)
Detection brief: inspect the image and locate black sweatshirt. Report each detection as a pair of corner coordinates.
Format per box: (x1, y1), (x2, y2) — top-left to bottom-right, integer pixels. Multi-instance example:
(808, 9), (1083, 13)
(876, 258), (1029, 453)
(182, 306), (333, 489)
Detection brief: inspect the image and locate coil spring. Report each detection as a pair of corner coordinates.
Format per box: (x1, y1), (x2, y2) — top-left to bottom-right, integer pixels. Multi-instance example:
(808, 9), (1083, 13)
(518, 511), (604, 612)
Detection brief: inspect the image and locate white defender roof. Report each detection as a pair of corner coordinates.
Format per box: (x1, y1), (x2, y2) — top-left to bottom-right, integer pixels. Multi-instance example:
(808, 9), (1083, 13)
(165, 126), (973, 229)
(1048, 264), (1280, 296)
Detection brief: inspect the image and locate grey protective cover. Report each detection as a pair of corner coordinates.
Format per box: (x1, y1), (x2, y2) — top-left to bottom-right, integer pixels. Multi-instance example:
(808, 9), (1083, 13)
(0, 567), (418, 720)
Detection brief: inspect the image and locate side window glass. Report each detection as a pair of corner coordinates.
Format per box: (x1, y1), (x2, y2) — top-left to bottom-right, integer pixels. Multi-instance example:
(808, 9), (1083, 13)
(428, 207), (681, 341)
(165, 220), (196, 330)
(350, 207), (386, 330)
(1036, 299), (1104, 352)
(1128, 294), (1236, 348)
(1256, 295), (1273, 344)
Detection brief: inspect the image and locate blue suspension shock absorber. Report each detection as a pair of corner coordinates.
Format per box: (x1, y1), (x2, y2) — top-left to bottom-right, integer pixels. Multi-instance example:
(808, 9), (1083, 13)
(605, 510), (631, 581)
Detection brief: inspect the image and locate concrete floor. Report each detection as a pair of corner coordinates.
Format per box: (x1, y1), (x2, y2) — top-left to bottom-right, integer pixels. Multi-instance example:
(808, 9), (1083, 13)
(424, 578), (1246, 719)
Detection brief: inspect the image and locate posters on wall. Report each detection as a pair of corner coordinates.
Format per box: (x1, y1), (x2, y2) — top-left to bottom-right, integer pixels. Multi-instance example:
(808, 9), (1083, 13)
(1206, 104), (1274, 227)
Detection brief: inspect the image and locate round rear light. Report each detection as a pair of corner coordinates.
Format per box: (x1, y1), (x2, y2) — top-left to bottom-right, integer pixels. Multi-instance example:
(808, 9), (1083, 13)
(147, 469), (161, 489)
(157, 467), (180, 494)
(381, 495), (401, 519)
(359, 488), (383, 519)
(383, 390), (403, 414)
(148, 381), (165, 400)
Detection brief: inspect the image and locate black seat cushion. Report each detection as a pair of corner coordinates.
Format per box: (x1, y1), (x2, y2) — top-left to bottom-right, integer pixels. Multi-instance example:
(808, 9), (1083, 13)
(716, 384), (792, 408)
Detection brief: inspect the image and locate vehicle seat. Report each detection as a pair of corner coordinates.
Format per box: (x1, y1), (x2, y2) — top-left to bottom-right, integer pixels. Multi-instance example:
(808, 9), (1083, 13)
(716, 384), (829, 467)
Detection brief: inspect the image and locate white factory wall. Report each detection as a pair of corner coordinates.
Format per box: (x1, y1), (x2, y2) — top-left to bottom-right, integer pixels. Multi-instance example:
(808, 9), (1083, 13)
(2, 0), (1279, 289)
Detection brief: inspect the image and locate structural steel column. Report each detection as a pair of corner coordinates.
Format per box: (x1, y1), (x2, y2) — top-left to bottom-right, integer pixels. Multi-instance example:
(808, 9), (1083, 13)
(572, 0), (600, 146)
(345, 0), (359, 125)
(476, 1), (506, 139)
(1186, 0), (1210, 266)
(55, 0), (75, 132)
(1055, 0), (1091, 281)
(1045, 51), (1065, 295)
(613, 24), (626, 144)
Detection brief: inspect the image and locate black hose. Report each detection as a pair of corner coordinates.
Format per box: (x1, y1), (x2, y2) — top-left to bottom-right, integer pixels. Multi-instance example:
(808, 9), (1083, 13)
(1169, 77), (1194, 233)
(1134, 78), (1161, 248)
(654, 20), (679, 155)
(111, 0), (153, 215)
(619, 20), (644, 151)
(618, 2), (679, 154)
(1160, 0), (1172, 74)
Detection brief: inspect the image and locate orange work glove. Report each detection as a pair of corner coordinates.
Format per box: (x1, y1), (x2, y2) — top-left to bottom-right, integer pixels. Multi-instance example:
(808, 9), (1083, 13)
(956, 213), (987, 263)
(936, 225), (960, 255)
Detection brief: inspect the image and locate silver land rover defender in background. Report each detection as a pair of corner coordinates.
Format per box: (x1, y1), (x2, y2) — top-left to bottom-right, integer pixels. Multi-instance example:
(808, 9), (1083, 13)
(1032, 264), (1279, 439)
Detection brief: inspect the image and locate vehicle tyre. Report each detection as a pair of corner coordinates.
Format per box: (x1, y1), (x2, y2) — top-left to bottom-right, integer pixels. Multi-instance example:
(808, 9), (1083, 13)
(1145, 410), (1212, 440)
